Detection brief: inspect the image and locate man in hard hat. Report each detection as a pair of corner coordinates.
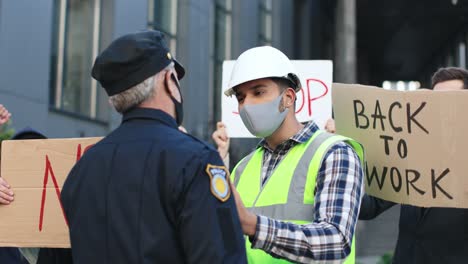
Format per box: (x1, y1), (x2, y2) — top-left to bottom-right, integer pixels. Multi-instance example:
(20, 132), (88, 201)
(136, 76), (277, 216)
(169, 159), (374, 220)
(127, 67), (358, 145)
(225, 46), (365, 263)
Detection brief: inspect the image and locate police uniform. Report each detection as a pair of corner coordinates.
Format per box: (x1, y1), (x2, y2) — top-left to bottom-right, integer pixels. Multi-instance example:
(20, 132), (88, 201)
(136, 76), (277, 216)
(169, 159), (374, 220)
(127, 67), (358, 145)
(61, 30), (246, 264)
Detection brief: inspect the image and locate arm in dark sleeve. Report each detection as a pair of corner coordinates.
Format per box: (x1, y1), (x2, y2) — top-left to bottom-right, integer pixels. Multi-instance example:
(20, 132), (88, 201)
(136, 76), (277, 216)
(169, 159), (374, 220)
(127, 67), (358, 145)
(176, 149), (246, 264)
(358, 194), (396, 220)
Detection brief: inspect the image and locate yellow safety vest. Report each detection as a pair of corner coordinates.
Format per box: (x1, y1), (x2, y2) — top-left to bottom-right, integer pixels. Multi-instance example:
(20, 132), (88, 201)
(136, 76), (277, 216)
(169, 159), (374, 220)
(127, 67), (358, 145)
(231, 130), (365, 264)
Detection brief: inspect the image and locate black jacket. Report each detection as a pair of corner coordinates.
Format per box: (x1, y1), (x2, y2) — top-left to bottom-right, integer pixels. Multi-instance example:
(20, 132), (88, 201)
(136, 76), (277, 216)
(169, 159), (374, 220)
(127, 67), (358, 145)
(61, 108), (246, 264)
(359, 194), (468, 264)
(37, 248), (72, 264)
(0, 248), (28, 264)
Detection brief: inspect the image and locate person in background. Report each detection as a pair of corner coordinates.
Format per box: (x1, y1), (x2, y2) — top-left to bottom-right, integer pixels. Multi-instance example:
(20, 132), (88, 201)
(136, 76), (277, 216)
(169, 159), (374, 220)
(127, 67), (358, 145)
(359, 67), (468, 264)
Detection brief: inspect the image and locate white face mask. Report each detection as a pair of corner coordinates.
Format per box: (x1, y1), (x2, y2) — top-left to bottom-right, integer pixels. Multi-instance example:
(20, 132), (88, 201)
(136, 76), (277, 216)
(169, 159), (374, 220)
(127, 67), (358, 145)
(239, 93), (288, 138)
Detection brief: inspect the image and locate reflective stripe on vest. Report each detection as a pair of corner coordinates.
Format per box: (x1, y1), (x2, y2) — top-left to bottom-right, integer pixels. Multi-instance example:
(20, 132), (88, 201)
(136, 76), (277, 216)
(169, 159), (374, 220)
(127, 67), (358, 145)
(231, 130), (364, 264)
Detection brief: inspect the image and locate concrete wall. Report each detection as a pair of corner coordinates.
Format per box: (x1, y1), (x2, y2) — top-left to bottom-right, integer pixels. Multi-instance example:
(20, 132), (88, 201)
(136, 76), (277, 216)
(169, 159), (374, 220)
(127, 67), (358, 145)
(176, 0), (213, 140)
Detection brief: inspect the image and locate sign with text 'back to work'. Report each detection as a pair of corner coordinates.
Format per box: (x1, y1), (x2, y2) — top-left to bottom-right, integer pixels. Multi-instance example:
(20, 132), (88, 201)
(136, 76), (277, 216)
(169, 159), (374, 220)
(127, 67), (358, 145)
(0, 137), (102, 247)
(222, 60), (333, 138)
(333, 83), (468, 208)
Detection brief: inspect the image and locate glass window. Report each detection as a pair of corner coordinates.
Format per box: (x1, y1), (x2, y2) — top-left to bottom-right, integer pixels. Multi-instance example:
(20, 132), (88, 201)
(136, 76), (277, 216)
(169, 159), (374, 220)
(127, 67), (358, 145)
(50, 0), (105, 120)
(259, 0), (272, 46)
(148, 0), (178, 54)
(213, 0), (232, 121)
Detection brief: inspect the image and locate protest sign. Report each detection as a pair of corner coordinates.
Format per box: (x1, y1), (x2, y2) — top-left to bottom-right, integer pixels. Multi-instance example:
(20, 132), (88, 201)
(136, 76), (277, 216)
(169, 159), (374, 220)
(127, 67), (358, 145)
(0, 137), (101, 247)
(333, 83), (468, 208)
(222, 60), (333, 137)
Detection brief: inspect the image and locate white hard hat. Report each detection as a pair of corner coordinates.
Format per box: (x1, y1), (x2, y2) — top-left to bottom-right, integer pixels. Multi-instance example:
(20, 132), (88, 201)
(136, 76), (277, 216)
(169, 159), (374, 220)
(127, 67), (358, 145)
(224, 46), (302, 96)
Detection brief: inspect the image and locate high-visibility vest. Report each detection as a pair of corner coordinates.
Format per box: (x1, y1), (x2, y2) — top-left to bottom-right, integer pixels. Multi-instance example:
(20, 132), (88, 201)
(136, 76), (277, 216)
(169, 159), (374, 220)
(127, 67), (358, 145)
(231, 130), (365, 264)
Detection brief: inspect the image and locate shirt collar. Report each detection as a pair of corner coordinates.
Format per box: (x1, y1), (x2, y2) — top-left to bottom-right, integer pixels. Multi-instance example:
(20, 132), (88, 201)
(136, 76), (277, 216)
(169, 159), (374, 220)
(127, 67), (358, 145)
(121, 107), (178, 129)
(258, 121), (320, 150)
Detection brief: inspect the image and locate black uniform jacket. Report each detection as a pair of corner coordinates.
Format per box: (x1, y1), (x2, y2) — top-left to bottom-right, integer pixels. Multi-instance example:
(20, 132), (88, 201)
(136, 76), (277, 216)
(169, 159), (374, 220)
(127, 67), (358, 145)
(61, 108), (246, 264)
(359, 194), (468, 264)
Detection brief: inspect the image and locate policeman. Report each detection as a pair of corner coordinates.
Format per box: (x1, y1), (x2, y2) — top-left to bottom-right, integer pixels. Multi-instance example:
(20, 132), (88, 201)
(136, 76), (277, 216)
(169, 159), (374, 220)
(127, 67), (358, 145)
(61, 30), (246, 264)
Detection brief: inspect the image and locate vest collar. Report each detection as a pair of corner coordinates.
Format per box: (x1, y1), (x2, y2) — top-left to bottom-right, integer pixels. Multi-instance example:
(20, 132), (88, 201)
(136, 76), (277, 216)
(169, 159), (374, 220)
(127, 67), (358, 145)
(258, 121), (320, 151)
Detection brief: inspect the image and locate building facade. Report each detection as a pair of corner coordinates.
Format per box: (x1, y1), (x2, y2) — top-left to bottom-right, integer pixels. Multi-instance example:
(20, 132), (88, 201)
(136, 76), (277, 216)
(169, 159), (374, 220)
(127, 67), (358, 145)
(0, 0), (305, 140)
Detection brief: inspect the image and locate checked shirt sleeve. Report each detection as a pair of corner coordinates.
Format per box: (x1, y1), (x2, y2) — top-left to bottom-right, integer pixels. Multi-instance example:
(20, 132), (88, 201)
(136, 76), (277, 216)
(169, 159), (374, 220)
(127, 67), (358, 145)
(250, 142), (364, 263)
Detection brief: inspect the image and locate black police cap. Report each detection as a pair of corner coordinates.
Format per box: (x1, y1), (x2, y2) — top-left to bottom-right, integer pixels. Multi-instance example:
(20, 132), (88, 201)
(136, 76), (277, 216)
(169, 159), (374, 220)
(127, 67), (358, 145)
(91, 30), (185, 96)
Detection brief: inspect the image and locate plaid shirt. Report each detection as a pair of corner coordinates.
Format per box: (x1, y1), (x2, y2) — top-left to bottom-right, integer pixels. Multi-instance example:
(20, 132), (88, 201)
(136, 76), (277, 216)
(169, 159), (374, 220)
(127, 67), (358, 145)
(253, 121), (364, 263)
(259, 122), (316, 185)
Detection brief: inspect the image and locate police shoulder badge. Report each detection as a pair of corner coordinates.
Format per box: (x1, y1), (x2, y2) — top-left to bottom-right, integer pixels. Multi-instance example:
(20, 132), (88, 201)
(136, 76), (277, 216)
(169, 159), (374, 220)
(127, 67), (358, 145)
(206, 164), (231, 202)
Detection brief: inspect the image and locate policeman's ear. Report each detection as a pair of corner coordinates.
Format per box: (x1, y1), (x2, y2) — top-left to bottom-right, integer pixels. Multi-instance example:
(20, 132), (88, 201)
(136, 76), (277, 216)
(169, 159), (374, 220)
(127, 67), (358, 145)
(164, 70), (181, 102)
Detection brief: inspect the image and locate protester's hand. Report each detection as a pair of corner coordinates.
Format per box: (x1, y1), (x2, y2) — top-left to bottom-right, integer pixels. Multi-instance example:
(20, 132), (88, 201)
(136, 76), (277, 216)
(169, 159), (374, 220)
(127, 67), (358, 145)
(0, 105), (11, 125)
(229, 180), (257, 236)
(0, 177), (14, 205)
(325, 118), (336, 133)
(212, 122), (230, 160)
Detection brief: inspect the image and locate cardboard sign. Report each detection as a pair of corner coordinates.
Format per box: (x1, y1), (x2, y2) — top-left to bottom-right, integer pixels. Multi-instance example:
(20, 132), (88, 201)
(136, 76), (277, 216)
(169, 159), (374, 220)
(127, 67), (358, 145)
(333, 83), (468, 208)
(222, 60), (333, 137)
(0, 137), (102, 247)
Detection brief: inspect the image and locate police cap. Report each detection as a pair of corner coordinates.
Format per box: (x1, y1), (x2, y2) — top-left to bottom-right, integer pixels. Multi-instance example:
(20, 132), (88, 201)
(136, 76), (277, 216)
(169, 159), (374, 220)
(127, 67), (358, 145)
(92, 30), (185, 96)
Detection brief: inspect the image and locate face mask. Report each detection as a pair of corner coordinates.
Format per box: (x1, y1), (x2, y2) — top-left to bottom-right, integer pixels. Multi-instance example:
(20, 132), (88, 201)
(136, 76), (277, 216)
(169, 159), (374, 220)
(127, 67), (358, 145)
(239, 93), (288, 138)
(165, 74), (184, 125)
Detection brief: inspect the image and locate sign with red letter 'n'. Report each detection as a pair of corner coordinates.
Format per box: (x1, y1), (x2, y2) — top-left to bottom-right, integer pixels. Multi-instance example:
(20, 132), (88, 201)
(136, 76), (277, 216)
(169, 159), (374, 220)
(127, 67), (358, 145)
(0, 137), (101, 247)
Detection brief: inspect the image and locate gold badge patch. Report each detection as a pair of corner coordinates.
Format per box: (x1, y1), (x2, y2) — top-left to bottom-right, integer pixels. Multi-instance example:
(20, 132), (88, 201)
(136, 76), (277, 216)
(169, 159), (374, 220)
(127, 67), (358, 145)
(206, 164), (231, 202)
(167, 52), (172, 60)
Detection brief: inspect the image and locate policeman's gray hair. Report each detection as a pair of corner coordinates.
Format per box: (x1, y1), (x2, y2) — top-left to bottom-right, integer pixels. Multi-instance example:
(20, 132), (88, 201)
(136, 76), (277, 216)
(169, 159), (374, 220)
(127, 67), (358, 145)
(109, 63), (175, 113)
